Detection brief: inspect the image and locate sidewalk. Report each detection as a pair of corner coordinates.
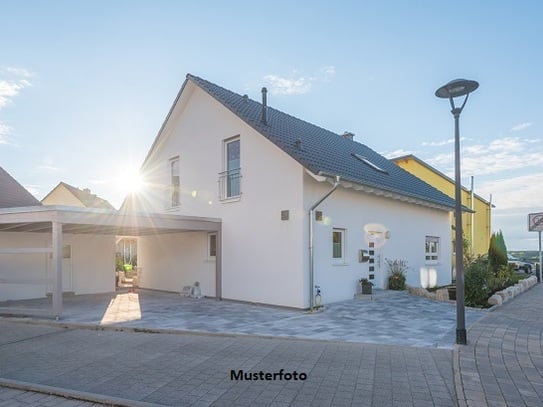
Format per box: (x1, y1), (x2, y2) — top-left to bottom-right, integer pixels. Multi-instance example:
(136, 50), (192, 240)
(455, 282), (543, 407)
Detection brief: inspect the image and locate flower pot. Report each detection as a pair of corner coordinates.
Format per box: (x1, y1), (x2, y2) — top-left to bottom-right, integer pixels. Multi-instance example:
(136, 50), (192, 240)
(361, 284), (373, 295)
(447, 286), (456, 301)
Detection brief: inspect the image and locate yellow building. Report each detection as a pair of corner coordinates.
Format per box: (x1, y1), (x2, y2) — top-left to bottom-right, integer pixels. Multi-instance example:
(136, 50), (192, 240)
(391, 154), (493, 257)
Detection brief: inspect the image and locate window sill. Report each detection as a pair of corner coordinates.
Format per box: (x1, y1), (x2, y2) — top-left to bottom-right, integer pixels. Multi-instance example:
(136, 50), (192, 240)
(332, 262), (349, 267)
(220, 196), (241, 204)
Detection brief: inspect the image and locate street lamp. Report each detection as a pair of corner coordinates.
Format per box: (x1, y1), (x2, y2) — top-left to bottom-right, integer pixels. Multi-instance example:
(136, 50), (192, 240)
(435, 78), (479, 345)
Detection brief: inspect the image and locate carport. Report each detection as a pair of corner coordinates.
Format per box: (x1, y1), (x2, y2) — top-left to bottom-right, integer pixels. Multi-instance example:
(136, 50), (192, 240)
(0, 205), (221, 318)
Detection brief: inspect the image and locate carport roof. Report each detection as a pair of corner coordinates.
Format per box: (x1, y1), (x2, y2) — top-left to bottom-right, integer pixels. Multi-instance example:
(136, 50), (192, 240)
(0, 205), (221, 235)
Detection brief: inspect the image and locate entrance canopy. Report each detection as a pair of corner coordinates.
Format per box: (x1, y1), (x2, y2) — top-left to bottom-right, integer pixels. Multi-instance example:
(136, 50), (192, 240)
(0, 205), (222, 318)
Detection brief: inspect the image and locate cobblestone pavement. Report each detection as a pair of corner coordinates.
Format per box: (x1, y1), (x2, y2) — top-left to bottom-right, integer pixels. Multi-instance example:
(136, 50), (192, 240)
(456, 283), (543, 407)
(0, 320), (457, 407)
(0, 288), (485, 348)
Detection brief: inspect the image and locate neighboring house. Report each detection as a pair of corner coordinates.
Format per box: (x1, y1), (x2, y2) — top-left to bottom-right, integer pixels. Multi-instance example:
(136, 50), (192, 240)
(123, 74), (459, 308)
(41, 182), (115, 210)
(41, 181), (132, 271)
(391, 154), (493, 257)
(0, 166), (41, 208)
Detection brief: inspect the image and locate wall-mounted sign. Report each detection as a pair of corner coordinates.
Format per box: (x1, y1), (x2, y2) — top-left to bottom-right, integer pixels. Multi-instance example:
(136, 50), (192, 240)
(528, 212), (543, 232)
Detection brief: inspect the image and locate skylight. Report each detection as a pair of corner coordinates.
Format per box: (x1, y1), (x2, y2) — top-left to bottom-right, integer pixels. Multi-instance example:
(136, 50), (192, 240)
(351, 153), (389, 174)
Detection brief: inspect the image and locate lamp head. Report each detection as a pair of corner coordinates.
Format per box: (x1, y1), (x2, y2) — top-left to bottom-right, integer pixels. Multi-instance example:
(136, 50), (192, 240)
(435, 79), (479, 98)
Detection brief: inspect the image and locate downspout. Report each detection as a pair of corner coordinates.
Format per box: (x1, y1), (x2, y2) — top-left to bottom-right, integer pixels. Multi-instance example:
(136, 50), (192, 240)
(309, 175), (340, 311)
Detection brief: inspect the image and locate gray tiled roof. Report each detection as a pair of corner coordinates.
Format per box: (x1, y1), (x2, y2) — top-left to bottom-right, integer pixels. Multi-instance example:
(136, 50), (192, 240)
(0, 166), (41, 208)
(187, 74), (456, 210)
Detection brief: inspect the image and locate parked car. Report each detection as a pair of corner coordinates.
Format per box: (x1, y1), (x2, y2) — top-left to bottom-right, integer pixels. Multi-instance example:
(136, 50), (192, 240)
(507, 254), (533, 273)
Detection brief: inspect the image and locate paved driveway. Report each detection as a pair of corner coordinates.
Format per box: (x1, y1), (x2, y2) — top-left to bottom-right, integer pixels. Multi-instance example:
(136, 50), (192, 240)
(2, 288), (485, 348)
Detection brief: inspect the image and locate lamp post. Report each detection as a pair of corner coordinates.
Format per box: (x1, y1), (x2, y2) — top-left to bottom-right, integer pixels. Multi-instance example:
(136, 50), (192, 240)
(435, 78), (479, 345)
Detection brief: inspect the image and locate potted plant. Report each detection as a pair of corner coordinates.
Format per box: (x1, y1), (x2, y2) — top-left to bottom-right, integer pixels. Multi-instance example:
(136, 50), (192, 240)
(447, 285), (456, 300)
(385, 259), (408, 290)
(359, 278), (373, 295)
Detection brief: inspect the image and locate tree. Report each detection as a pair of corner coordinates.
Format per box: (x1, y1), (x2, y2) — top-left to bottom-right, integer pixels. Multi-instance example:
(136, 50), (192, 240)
(488, 230), (508, 271)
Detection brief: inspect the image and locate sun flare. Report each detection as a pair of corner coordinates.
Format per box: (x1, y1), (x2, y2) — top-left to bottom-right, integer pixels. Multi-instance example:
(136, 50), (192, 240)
(118, 167), (144, 195)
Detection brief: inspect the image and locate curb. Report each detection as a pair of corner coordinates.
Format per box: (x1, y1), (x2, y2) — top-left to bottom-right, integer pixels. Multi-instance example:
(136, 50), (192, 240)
(0, 378), (161, 407)
(452, 344), (467, 407)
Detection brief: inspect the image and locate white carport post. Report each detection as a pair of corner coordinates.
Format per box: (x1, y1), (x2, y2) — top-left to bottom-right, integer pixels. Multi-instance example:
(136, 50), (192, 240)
(51, 221), (63, 318)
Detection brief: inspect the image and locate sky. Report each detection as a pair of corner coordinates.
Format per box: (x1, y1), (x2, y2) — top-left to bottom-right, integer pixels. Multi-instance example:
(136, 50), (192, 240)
(0, 1), (542, 250)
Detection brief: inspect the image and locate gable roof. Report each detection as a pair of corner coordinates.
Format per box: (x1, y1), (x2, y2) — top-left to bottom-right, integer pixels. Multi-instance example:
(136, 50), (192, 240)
(145, 74), (458, 211)
(0, 166), (41, 208)
(391, 154), (493, 206)
(42, 182), (115, 210)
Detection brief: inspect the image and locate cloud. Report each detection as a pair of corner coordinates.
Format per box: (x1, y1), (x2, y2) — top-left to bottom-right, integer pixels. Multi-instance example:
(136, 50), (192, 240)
(0, 66), (33, 109)
(264, 66), (336, 96)
(383, 148), (414, 159)
(477, 173), (543, 211)
(422, 137), (466, 147)
(4, 66), (33, 78)
(264, 74), (314, 95)
(510, 122), (532, 132)
(0, 122), (16, 146)
(38, 165), (63, 172)
(425, 136), (543, 177)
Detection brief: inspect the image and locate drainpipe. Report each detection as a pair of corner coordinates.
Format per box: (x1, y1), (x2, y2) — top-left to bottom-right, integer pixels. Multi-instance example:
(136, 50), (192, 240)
(309, 175), (340, 311)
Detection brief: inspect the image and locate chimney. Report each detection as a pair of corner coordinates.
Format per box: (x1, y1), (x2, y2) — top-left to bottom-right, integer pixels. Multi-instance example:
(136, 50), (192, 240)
(343, 131), (354, 141)
(261, 87), (268, 125)
(83, 188), (91, 194)
(294, 138), (303, 150)
(242, 94), (248, 103)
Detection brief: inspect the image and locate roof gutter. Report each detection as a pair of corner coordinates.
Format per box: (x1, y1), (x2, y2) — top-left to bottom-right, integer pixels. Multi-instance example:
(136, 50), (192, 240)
(309, 175), (340, 311)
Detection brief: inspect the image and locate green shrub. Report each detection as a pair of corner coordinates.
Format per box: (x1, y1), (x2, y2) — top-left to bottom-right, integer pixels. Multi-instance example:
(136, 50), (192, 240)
(464, 258), (491, 307)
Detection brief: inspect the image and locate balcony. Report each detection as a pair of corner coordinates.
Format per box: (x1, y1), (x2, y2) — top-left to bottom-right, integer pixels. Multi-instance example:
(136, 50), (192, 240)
(218, 168), (242, 201)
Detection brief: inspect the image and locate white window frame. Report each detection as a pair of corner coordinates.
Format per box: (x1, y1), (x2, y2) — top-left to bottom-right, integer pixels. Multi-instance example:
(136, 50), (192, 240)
(332, 228), (346, 263)
(207, 232), (217, 261)
(425, 236), (440, 264)
(219, 136), (241, 201)
(169, 156), (180, 208)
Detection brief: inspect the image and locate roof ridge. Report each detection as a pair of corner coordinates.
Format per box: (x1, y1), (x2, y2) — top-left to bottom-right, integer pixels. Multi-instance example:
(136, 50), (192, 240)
(155, 74), (458, 211)
(187, 74), (356, 144)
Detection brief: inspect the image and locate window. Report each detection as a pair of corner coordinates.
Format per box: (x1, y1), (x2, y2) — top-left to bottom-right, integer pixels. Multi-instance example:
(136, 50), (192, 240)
(208, 233), (217, 259)
(351, 153), (389, 174)
(219, 137), (241, 200)
(170, 157), (180, 207)
(425, 236), (439, 263)
(332, 229), (345, 261)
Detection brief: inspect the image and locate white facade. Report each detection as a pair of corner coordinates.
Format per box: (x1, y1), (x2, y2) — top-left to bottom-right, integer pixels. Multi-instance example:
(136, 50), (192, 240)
(136, 82), (453, 309)
(304, 174), (452, 305)
(137, 84), (306, 307)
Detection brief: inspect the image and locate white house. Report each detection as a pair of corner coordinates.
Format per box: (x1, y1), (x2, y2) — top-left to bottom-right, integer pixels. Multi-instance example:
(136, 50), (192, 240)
(124, 74), (457, 309)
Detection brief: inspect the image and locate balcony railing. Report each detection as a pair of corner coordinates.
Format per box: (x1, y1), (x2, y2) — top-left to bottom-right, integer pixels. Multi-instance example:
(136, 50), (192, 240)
(218, 168), (242, 200)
